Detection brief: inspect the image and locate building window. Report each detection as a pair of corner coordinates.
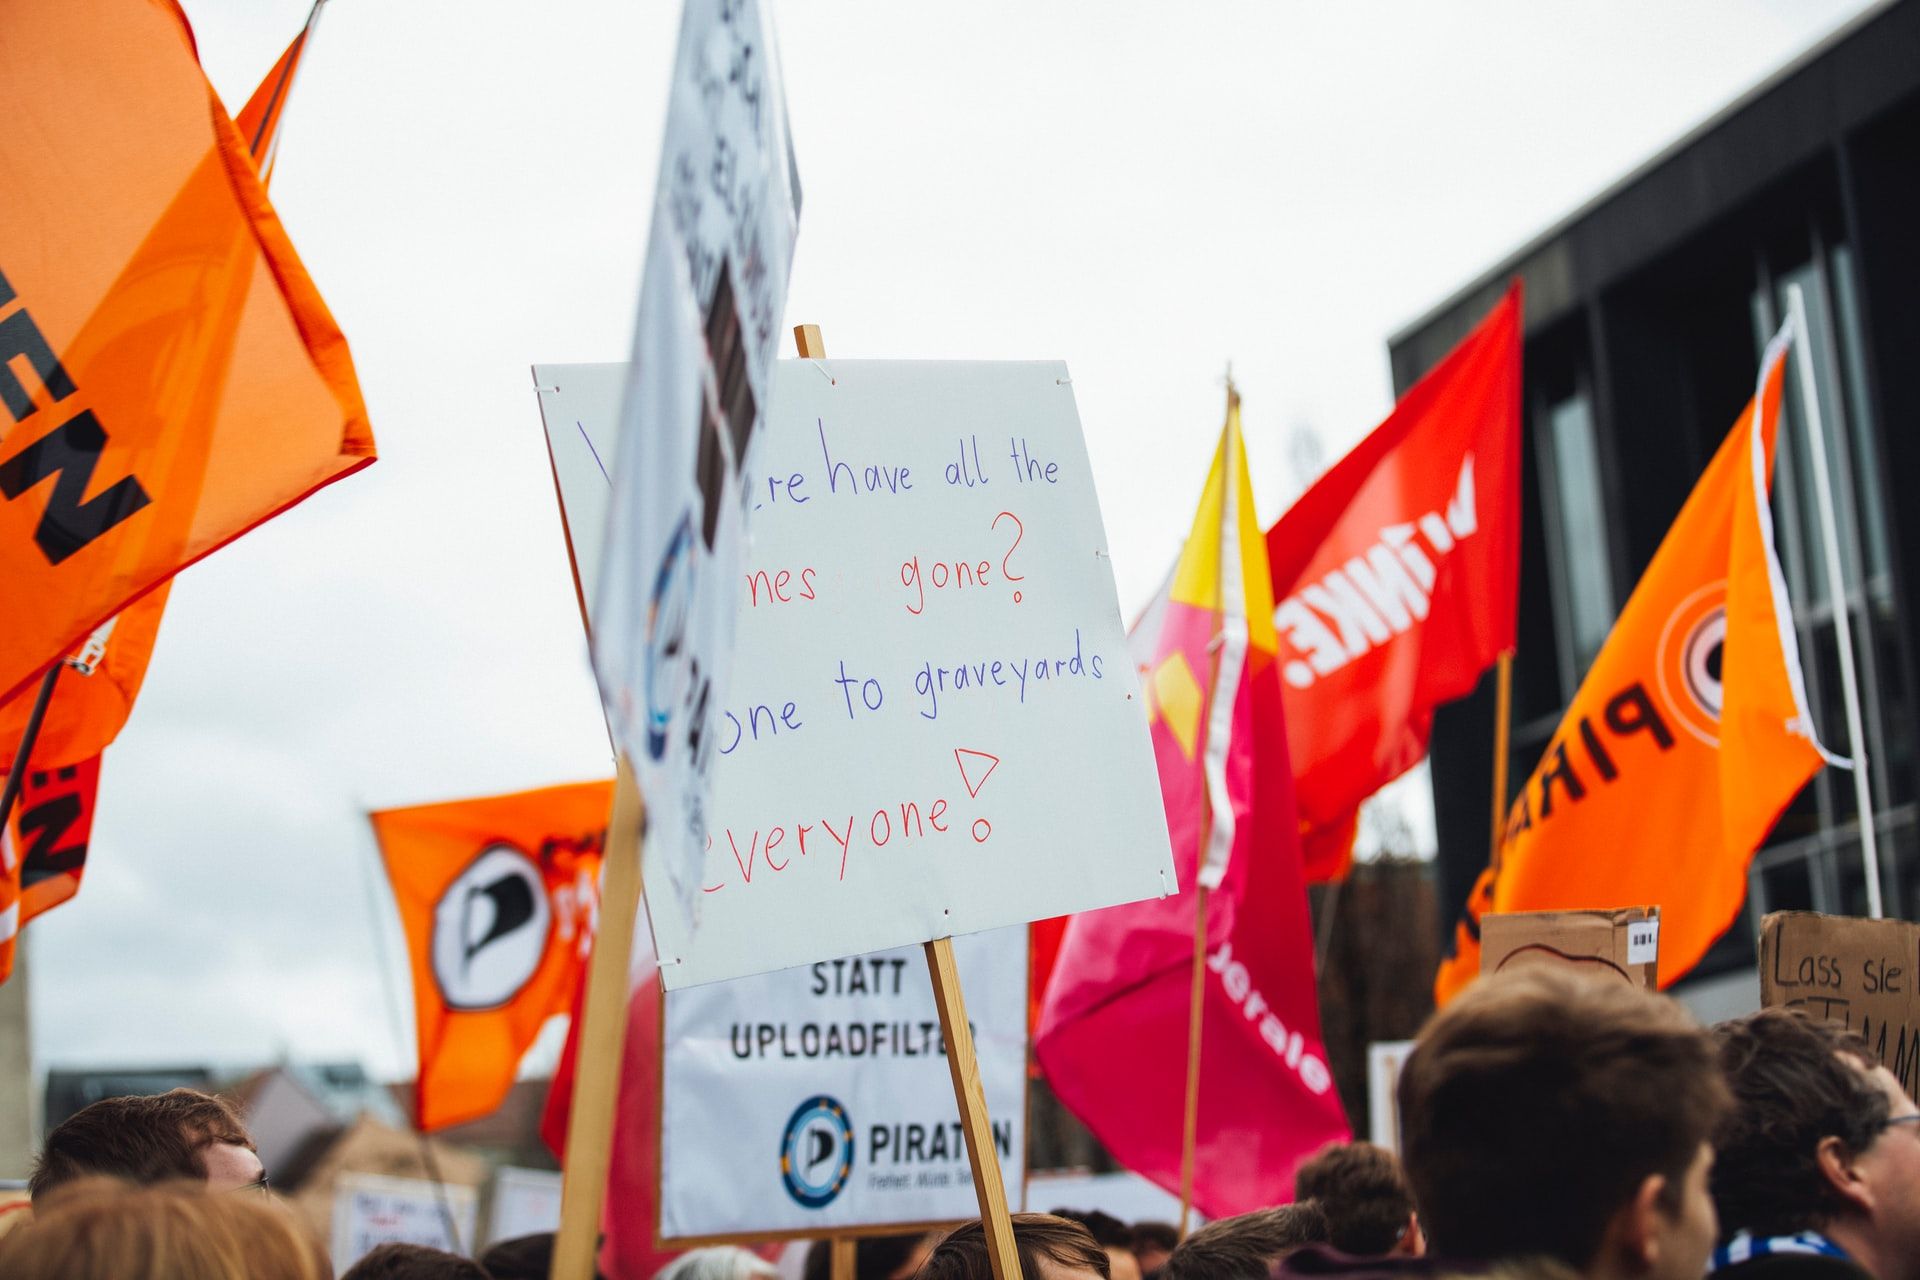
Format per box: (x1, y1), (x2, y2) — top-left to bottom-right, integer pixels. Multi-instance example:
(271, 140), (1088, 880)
(1535, 383), (1615, 698)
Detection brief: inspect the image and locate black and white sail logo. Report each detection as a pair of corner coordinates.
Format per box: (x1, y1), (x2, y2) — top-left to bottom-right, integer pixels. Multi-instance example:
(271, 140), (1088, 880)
(431, 843), (552, 1010)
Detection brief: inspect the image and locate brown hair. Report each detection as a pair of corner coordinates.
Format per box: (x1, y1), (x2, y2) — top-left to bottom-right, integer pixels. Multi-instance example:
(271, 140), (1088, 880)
(30, 1089), (254, 1198)
(1710, 1007), (1894, 1239)
(1161, 1204), (1329, 1280)
(919, 1215), (1111, 1280)
(341, 1242), (492, 1279)
(1294, 1141), (1416, 1255)
(1397, 967), (1730, 1268)
(0, 1177), (326, 1280)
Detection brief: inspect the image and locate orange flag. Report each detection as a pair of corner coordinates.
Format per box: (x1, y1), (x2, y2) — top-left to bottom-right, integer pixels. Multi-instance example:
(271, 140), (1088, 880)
(0, 756), (102, 983)
(0, 0), (374, 703)
(373, 782), (610, 1132)
(1435, 323), (1828, 1004)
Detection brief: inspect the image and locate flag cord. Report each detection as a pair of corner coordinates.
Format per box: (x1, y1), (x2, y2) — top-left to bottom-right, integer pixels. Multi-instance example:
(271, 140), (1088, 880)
(0, 666), (62, 828)
(1785, 285), (1883, 919)
(354, 822), (465, 1253)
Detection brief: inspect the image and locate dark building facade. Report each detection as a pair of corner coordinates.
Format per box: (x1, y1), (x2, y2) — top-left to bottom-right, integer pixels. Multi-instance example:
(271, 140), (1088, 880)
(1388, 0), (1920, 988)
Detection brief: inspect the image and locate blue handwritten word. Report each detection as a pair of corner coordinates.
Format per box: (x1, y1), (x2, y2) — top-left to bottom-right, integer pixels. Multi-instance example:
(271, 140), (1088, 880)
(718, 700), (805, 755)
(1008, 437), (1059, 485)
(819, 419), (913, 496)
(913, 628), (1104, 720)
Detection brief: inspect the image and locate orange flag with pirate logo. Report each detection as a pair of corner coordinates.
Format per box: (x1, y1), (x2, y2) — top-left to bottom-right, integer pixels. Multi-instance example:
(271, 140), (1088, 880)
(1435, 321), (1831, 1004)
(374, 782), (611, 1132)
(0, 0), (374, 704)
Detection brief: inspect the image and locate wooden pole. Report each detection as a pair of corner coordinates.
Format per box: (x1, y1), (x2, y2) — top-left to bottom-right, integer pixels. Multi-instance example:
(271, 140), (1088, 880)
(1177, 883), (1210, 1237)
(553, 756), (647, 1280)
(926, 937), (1021, 1280)
(830, 1237), (858, 1280)
(1488, 651), (1514, 863)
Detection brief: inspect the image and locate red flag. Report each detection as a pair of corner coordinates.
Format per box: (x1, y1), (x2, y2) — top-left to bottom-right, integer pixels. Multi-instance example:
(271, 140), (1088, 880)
(1035, 395), (1347, 1218)
(1267, 283), (1522, 880)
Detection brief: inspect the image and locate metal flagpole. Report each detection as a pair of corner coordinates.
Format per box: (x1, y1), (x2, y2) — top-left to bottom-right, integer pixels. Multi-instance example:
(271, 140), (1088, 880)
(1784, 284), (1883, 919)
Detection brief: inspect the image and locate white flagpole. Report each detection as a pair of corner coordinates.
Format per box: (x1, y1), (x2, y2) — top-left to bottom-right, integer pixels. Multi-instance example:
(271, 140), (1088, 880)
(1785, 284), (1883, 919)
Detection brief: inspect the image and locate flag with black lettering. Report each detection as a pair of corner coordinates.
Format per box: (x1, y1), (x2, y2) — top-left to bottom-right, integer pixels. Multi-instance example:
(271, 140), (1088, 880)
(0, 0), (374, 703)
(1435, 322), (1828, 1003)
(373, 782), (609, 1131)
(0, 755), (101, 984)
(1266, 283), (1522, 881)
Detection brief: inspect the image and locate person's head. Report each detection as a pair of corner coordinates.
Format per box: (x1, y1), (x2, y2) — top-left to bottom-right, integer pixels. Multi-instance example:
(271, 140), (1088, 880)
(1397, 968), (1730, 1280)
(1051, 1211), (1139, 1280)
(1129, 1223), (1177, 1277)
(1161, 1203), (1329, 1280)
(655, 1246), (780, 1280)
(1712, 1008), (1920, 1279)
(920, 1214), (1111, 1280)
(803, 1232), (936, 1280)
(341, 1243), (490, 1280)
(1293, 1141), (1422, 1256)
(0, 1177), (325, 1280)
(30, 1089), (261, 1198)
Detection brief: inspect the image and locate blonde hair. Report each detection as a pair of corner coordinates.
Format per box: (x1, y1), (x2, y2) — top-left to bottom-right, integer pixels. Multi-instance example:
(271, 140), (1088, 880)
(0, 1177), (327, 1280)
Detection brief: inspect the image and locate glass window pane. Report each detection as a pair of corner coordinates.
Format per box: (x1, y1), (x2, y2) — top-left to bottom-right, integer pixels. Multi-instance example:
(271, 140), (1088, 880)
(1546, 391), (1614, 674)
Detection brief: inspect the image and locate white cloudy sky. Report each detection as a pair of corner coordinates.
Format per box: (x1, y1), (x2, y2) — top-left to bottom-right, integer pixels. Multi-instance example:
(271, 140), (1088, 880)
(26, 0), (1881, 1080)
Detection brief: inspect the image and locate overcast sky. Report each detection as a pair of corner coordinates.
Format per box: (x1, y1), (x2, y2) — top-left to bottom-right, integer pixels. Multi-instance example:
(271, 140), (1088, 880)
(26, 0), (1881, 1080)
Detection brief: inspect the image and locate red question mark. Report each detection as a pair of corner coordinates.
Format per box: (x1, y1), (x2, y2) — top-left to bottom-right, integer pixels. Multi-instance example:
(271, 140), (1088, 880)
(993, 511), (1025, 604)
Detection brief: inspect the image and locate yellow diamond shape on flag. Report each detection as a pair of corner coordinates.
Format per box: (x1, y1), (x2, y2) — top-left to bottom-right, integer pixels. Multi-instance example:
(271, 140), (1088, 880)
(1152, 652), (1204, 762)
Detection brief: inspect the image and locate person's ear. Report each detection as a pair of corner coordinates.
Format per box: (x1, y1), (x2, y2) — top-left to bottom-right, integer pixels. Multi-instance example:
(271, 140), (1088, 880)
(1394, 1214), (1426, 1258)
(1603, 1173), (1668, 1274)
(1816, 1135), (1875, 1216)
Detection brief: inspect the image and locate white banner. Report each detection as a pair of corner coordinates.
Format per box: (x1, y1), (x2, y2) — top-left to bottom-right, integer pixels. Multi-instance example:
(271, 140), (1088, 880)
(590, 0), (802, 937)
(539, 360), (1173, 989)
(661, 930), (1027, 1238)
(330, 1174), (478, 1277)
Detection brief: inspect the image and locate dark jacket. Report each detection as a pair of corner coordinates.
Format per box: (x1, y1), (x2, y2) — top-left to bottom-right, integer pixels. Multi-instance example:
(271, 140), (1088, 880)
(1274, 1245), (1486, 1280)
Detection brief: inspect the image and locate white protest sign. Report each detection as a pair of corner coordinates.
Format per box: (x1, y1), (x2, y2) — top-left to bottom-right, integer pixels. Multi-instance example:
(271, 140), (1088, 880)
(660, 929), (1026, 1238)
(330, 1174), (478, 1277)
(487, 1166), (564, 1244)
(590, 0), (801, 935)
(1366, 1039), (1415, 1154)
(539, 359), (1175, 989)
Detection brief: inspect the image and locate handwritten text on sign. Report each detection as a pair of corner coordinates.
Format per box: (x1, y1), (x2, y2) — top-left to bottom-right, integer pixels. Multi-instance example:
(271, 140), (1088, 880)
(1760, 911), (1920, 1101)
(539, 361), (1174, 989)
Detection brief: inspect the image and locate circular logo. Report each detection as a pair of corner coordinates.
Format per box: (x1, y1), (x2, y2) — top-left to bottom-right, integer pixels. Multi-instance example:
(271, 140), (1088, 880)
(430, 843), (552, 1010)
(779, 1095), (854, 1209)
(1655, 581), (1727, 747)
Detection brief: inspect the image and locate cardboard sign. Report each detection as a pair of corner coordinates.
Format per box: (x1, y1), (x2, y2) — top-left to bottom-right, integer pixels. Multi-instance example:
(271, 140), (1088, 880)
(660, 929), (1026, 1239)
(588, 0), (802, 936)
(330, 1174), (478, 1277)
(1478, 906), (1660, 991)
(538, 359), (1174, 989)
(1759, 910), (1920, 1099)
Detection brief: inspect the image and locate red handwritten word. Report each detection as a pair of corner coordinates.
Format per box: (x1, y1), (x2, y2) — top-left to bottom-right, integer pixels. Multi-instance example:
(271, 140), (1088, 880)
(745, 565), (817, 606)
(700, 793), (957, 891)
(899, 511), (1028, 615)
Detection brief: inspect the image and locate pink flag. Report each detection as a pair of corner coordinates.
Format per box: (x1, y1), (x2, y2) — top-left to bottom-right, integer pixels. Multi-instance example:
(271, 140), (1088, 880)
(1035, 393), (1349, 1218)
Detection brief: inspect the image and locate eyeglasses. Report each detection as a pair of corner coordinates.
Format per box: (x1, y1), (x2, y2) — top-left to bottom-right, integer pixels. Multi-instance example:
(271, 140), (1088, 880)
(1882, 1114), (1920, 1135)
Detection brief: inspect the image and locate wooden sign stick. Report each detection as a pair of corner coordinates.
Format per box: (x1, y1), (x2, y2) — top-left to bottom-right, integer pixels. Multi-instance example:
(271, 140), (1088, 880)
(794, 321), (1020, 1280)
(554, 755), (647, 1280)
(831, 1236), (858, 1280)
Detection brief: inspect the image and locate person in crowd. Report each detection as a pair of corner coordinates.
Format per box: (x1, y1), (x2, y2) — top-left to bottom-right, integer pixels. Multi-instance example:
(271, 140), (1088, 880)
(0, 1176), (326, 1279)
(656, 1245), (782, 1280)
(1054, 1209), (1143, 1280)
(802, 1230), (936, 1280)
(1279, 967), (1730, 1280)
(29, 1087), (264, 1197)
(1707, 1008), (1920, 1280)
(1294, 1141), (1424, 1257)
(1131, 1222), (1178, 1278)
(483, 1230), (612, 1280)
(918, 1214), (1112, 1280)
(1161, 1202), (1329, 1280)
(341, 1242), (491, 1279)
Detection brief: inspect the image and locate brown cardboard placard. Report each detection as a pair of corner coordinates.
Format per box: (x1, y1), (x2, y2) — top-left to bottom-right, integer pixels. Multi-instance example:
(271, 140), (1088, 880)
(1759, 910), (1920, 1100)
(1479, 906), (1660, 991)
